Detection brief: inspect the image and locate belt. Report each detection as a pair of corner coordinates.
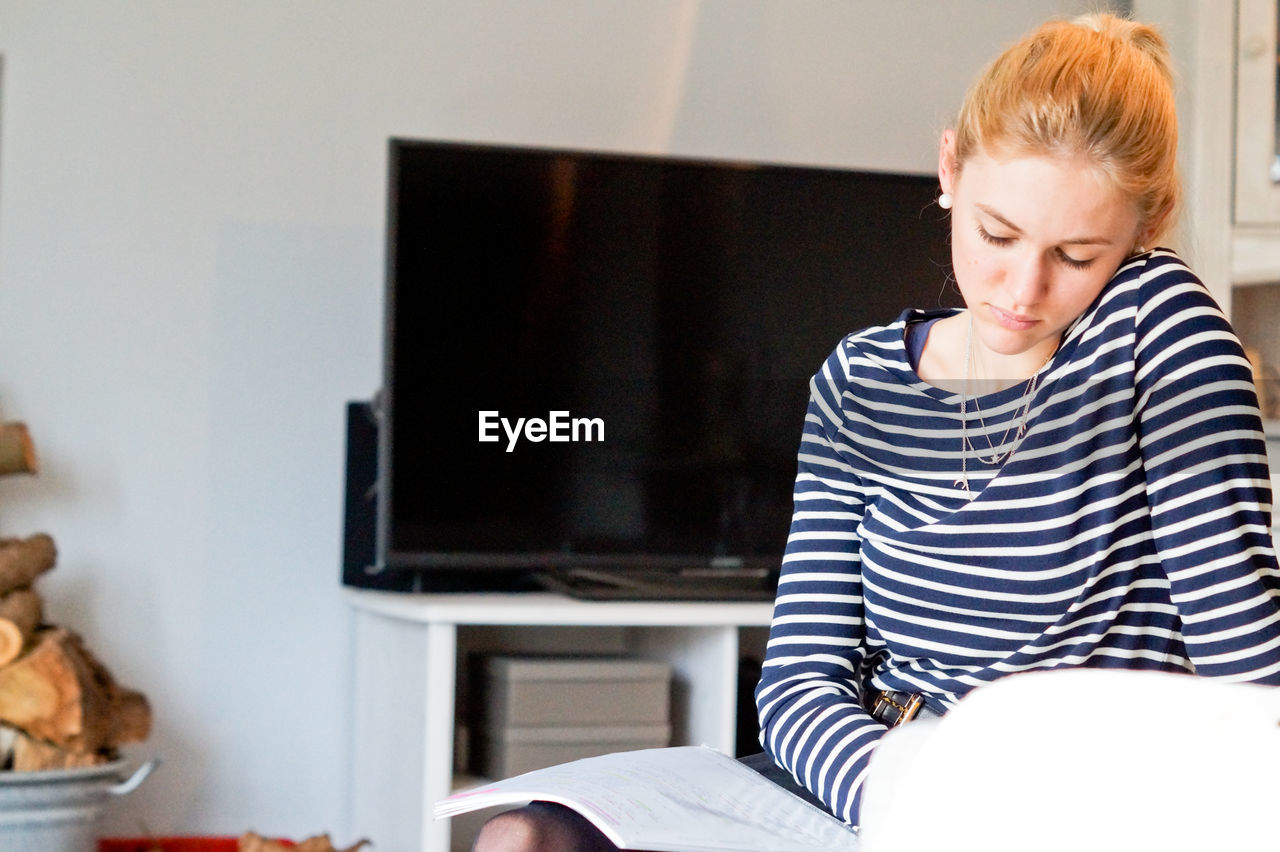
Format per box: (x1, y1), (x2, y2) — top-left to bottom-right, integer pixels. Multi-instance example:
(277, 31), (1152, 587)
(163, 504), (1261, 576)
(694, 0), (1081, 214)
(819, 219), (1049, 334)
(867, 689), (941, 727)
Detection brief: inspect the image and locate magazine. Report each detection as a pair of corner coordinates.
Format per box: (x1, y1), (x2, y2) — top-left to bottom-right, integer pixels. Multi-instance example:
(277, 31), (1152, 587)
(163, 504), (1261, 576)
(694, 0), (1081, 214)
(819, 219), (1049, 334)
(434, 745), (859, 852)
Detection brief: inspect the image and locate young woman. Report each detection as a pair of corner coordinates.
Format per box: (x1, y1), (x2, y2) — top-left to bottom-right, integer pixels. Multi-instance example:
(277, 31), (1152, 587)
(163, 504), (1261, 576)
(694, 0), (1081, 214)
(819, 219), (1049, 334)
(473, 12), (1280, 849)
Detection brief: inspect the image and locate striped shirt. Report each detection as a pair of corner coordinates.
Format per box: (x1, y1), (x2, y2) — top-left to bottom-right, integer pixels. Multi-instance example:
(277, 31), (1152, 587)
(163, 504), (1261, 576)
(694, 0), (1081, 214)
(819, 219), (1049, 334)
(754, 249), (1280, 827)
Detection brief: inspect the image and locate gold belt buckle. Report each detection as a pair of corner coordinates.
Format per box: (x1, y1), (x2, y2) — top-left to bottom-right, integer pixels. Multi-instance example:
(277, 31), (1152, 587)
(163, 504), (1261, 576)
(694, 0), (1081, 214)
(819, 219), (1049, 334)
(870, 689), (925, 727)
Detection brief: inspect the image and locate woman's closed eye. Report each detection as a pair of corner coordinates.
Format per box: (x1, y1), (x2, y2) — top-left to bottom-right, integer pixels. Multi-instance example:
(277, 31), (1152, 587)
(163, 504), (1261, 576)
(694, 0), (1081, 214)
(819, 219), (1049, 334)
(976, 225), (1096, 270)
(976, 224), (1013, 247)
(1055, 248), (1095, 270)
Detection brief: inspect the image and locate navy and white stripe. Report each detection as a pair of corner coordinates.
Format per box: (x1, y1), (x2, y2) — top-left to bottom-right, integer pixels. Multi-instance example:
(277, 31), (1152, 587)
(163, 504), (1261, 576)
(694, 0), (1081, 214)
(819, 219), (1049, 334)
(755, 250), (1280, 827)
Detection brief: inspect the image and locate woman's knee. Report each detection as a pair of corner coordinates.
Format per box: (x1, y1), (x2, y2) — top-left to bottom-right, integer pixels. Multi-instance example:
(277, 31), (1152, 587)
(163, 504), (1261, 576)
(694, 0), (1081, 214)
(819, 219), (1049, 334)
(471, 807), (542, 851)
(471, 802), (617, 852)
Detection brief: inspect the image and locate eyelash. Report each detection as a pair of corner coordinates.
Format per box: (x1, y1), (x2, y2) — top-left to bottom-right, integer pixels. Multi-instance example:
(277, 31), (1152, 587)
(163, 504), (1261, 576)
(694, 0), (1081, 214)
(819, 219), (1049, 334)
(975, 225), (1094, 271)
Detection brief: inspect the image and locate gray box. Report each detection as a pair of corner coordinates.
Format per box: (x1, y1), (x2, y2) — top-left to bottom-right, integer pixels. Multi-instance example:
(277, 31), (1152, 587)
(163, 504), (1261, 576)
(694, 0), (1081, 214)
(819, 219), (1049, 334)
(476, 722), (673, 779)
(478, 656), (672, 728)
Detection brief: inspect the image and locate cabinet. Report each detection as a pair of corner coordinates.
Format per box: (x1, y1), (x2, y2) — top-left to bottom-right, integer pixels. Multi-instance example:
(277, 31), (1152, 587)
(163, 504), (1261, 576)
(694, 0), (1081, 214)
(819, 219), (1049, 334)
(1134, 2), (1280, 434)
(345, 589), (772, 852)
(1231, 2), (1280, 419)
(1236, 0), (1280, 226)
(1232, 1), (1280, 290)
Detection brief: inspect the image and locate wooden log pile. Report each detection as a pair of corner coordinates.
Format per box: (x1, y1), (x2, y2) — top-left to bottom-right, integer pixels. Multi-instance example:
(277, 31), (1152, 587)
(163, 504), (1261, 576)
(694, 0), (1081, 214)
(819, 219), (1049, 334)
(240, 832), (370, 852)
(0, 422), (152, 771)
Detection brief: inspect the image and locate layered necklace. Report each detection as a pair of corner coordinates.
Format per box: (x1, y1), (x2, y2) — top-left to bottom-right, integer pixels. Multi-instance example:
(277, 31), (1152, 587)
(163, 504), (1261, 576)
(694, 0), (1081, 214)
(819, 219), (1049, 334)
(954, 313), (1055, 498)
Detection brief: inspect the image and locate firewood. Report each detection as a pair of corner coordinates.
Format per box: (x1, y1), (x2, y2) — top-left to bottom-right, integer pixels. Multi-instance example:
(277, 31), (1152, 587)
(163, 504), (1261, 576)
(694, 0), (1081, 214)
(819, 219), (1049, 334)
(0, 588), (42, 667)
(10, 730), (111, 771)
(0, 628), (108, 753)
(0, 627), (150, 754)
(0, 724), (15, 768)
(106, 683), (152, 745)
(239, 833), (370, 852)
(77, 634), (152, 748)
(0, 422), (37, 477)
(0, 534), (56, 597)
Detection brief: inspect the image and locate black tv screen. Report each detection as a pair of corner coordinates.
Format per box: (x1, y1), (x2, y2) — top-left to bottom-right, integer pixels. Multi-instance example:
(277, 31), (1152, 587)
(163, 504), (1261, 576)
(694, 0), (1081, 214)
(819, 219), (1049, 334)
(370, 138), (954, 591)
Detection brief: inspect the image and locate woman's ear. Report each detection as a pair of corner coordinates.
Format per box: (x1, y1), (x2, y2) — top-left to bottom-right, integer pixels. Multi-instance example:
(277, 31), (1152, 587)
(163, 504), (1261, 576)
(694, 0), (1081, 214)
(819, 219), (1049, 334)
(938, 130), (958, 196)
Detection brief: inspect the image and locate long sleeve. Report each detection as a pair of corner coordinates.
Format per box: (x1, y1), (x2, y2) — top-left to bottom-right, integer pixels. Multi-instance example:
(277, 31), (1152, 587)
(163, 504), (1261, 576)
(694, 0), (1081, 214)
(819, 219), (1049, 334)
(1133, 255), (1280, 683)
(754, 352), (886, 827)
(752, 250), (1280, 831)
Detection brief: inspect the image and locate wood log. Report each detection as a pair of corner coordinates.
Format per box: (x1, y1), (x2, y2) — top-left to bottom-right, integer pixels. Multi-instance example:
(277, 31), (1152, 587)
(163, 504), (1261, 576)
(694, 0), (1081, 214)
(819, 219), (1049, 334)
(0, 422), (37, 477)
(0, 534), (56, 597)
(239, 832), (370, 852)
(11, 730), (111, 771)
(0, 627), (150, 754)
(76, 634), (152, 748)
(0, 588), (42, 667)
(0, 628), (108, 753)
(0, 723), (15, 768)
(106, 683), (152, 745)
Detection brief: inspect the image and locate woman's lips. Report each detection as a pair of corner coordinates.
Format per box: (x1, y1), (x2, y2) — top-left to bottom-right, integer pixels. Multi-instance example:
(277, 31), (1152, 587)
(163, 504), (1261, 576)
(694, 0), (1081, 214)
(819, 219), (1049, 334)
(989, 304), (1038, 331)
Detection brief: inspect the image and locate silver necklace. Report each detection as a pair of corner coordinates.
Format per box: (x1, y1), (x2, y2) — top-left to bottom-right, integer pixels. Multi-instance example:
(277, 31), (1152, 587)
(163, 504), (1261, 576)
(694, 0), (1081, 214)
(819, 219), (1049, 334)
(954, 313), (1053, 497)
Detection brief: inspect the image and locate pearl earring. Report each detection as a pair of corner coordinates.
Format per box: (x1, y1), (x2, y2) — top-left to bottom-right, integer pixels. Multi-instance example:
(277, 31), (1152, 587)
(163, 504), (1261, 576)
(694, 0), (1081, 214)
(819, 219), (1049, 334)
(938, 192), (953, 210)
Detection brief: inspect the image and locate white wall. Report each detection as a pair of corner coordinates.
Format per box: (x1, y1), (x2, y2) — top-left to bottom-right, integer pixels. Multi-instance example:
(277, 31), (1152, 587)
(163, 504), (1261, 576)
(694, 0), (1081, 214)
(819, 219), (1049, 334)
(0, 0), (1106, 841)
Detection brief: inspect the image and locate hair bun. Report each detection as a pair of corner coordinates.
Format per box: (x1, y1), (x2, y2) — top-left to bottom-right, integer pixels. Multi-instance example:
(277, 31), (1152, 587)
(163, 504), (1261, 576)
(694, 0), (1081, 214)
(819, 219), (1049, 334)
(950, 11), (1181, 246)
(1073, 12), (1175, 84)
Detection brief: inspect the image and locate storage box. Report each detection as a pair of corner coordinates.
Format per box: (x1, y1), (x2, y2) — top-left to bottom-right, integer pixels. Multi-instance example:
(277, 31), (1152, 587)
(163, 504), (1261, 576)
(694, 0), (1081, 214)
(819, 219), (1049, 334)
(472, 655), (674, 778)
(475, 722), (672, 779)
(477, 656), (672, 728)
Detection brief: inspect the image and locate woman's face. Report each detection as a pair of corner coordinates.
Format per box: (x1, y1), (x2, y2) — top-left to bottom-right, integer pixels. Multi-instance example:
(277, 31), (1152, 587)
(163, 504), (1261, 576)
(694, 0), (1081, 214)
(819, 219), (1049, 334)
(938, 134), (1145, 361)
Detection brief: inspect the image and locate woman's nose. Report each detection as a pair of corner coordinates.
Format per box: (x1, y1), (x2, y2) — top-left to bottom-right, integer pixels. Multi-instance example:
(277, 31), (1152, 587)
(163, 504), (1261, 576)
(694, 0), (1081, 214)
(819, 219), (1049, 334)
(1008, 251), (1049, 307)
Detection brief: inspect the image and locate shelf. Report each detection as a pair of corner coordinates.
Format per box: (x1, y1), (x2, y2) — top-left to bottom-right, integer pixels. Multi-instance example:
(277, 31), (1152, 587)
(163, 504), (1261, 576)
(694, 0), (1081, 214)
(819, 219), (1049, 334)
(344, 588), (775, 627)
(1232, 226), (1280, 284)
(346, 589), (772, 852)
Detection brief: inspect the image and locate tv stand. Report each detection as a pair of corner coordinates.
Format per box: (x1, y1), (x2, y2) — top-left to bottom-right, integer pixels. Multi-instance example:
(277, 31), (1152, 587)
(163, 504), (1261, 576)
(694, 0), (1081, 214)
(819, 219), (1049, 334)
(345, 589), (772, 851)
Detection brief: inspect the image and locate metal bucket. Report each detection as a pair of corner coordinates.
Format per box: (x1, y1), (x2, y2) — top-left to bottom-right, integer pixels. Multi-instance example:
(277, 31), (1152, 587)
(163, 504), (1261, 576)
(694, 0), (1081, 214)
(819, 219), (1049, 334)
(0, 759), (157, 851)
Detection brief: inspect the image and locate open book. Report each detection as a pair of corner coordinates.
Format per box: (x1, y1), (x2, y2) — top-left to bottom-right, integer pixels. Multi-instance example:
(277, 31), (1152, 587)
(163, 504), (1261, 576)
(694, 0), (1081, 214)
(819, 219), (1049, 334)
(434, 745), (860, 852)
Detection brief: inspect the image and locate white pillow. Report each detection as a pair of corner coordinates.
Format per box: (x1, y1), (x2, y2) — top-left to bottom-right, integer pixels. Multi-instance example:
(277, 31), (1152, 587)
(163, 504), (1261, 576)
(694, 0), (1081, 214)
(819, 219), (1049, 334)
(859, 668), (1280, 852)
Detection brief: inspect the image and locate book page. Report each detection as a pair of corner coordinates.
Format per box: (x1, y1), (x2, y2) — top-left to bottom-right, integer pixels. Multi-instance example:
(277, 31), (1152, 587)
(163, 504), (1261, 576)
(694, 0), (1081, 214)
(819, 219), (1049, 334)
(435, 745), (860, 852)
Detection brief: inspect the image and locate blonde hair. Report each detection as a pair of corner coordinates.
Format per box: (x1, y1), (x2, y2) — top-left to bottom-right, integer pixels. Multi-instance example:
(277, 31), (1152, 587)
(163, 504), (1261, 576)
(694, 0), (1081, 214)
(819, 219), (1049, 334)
(953, 13), (1180, 245)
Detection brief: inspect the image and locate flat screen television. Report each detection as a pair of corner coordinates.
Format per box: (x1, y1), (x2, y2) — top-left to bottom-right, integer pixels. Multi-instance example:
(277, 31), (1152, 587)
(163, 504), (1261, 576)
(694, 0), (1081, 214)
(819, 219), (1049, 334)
(345, 138), (955, 596)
